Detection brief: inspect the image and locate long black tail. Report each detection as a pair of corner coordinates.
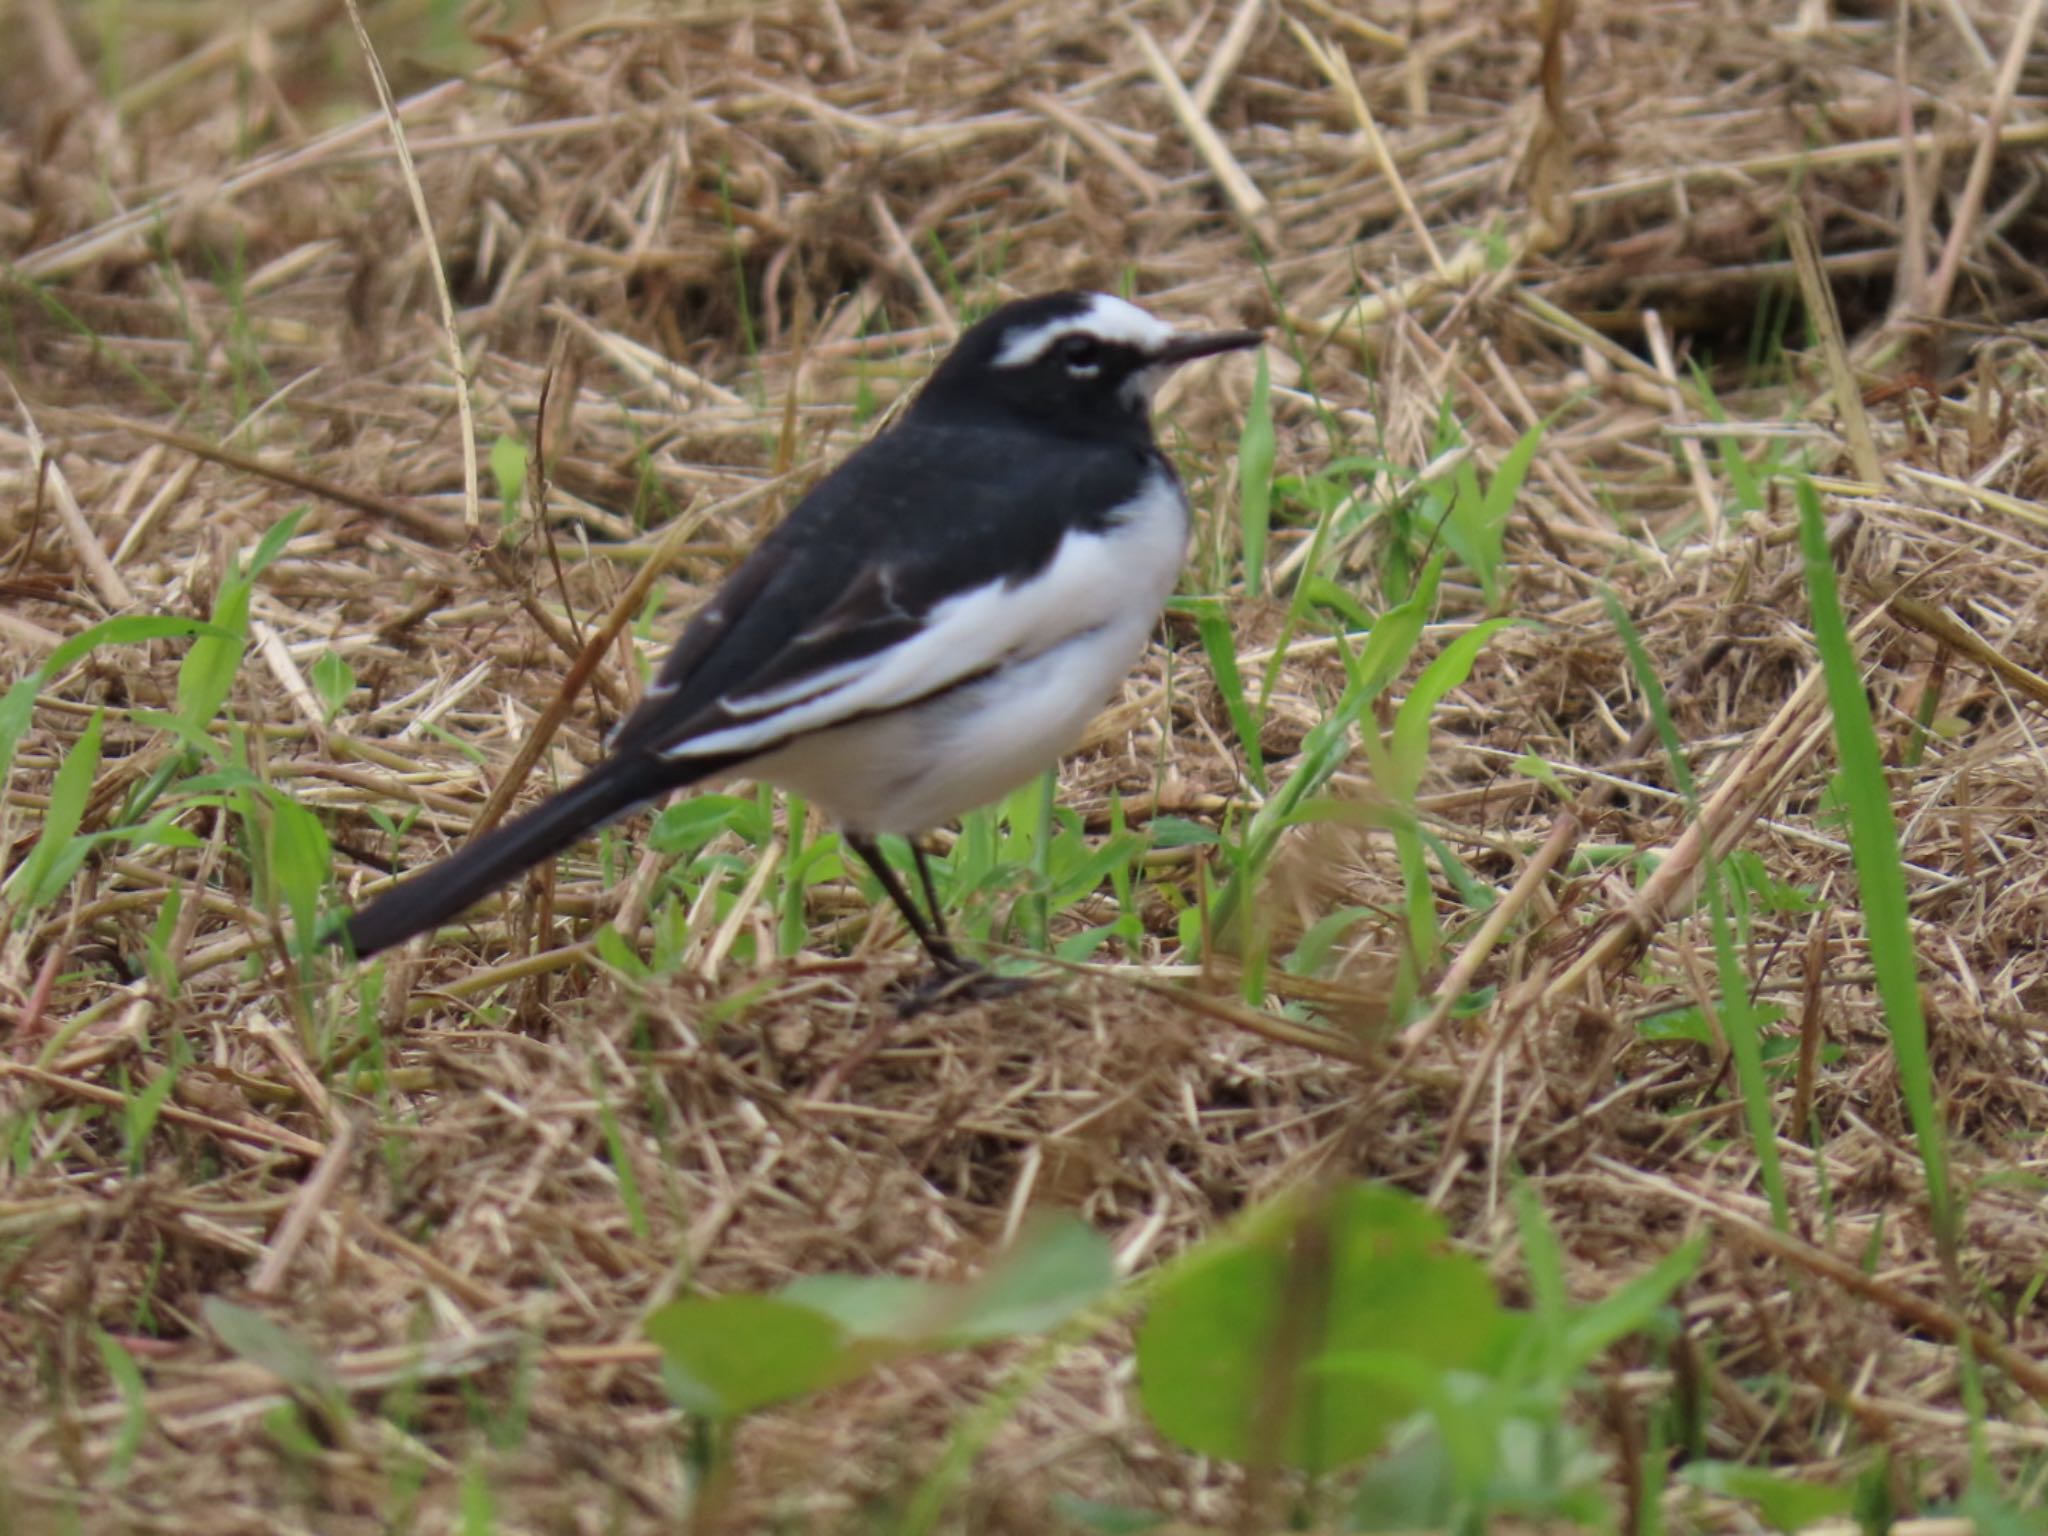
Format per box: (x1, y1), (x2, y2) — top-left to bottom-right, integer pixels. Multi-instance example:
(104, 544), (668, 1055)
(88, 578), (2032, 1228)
(337, 766), (660, 957)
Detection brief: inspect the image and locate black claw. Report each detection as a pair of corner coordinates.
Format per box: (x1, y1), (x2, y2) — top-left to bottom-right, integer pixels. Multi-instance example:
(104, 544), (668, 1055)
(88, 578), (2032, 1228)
(893, 961), (1036, 1017)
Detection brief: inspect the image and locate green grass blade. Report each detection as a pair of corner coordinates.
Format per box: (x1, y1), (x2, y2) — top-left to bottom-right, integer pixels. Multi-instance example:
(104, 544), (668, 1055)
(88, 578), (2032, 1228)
(1794, 479), (1951, 1249)
(0, 616), (228, 785)
(1238, 347), (1275, 599)
(1193, 600), (1266, 793)
(1603, 588), (1787, 1229)
(177, 572), (252, 732)
(6, 707), (104, 917)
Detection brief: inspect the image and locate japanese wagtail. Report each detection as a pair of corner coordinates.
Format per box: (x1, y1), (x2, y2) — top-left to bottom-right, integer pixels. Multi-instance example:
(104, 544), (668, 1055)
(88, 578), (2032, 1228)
(339, 291), (1261, 978)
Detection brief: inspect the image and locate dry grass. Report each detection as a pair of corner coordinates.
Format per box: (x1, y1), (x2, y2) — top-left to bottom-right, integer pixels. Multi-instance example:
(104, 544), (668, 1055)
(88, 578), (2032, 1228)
(4, 0), (2048, 1530)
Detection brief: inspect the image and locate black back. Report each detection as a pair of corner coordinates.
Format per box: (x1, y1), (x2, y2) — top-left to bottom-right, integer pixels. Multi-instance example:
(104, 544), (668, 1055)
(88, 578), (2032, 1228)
(606, 293), (1177, 763)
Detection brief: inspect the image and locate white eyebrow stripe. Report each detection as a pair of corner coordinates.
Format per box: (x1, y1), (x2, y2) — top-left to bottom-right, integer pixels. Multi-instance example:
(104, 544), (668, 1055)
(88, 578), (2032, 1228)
(993, 292), (1175, 368)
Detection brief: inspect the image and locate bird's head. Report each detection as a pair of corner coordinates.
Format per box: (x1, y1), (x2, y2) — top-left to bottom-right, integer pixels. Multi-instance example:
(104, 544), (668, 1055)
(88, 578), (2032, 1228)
(914, 291), (1261, 438)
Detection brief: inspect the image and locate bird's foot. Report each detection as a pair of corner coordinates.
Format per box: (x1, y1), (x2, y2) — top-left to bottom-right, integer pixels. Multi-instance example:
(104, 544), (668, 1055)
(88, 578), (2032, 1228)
(893, 960), (1036, 1017)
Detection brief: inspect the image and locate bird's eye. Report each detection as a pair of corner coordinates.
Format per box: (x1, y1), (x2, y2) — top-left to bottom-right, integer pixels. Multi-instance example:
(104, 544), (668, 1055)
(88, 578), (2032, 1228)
(1059, 334), (1102, 372)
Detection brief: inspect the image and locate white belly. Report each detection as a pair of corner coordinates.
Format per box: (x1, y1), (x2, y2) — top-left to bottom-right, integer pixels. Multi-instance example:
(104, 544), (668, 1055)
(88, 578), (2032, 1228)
(746, 469), (1187, 833)
(751, 613), (1158, 833)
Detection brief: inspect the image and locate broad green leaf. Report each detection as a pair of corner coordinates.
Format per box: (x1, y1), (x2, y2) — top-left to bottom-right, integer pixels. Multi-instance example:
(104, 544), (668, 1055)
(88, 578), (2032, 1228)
(649, 794), (753, 855)
(173, 512), (302, 736)
(782, 1274), (931, 1341)
(782, 1216), (1114, 1348)
(1285, 905), (1372, 976)
(177, 576), (251, 731)
(1681, 1462), (1854, 1532)
(944, 1214), (1113, 1342)
(1479, 421), (1544, 541)
(263, 788), (331, 941)
(204, 1298), (343, 1415)
(1147, 816), (1220, 849)
(1637, 1007), (1715, 1045)
(593, 923), (650, 981)
(310, 650), (356, 720)
(645, 1294), (860, 1419)
(1347, 556), (1439, 701)
(1348, 1421), (1456, 1531)
(1386, 618), (1518, 800)
(1137, 1184), (1504, 1472)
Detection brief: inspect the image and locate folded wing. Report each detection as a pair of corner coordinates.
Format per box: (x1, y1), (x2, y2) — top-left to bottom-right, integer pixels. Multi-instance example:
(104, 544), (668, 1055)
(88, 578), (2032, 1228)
(607, 423), (1158, 767)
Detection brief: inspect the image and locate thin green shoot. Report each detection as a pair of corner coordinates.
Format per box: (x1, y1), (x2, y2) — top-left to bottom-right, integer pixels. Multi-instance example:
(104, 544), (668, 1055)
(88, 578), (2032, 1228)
(1357, 609), (1520, 979)
(714, 161), (758, 367)
(1255, 454), (1365, 717)
(121, 1063), (179, 1177)
(592, 1060), (649, 1241)
(1794, 479), (1952, 1254)
(1025, 770), (1055, 954)
(1603, 586), (1787, 1230)
(1238, 348), (1275, 598)
(7, 275), (177, 411)
(1201, 559), (1441, 959)
(1189, 598), (1266, 794)
(489, 433), (527, 533)
(93, 1330), (149, 1483)
(4, 708), (105, 920)
(777, 793), (810, 958)
(459, 1459), (497, 1536)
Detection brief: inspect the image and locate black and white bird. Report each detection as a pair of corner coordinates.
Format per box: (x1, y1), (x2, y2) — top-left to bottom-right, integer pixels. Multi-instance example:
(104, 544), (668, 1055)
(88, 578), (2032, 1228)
(339, 291), (1260, 982)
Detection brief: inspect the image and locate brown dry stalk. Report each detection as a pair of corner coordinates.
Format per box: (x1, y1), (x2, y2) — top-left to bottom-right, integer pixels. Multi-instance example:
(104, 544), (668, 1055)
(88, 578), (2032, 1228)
(1543, 667), (1831, 1005)
(340, 0), (479, 537)
(462, 479), (786, 843)
(1785, 206), (1882, 486)
(83, 415), (465, 543)
(1286, 18), (1447, 279)
(1923, 0), (2048, 321)
(0, 1060), (325, 1158)
(1598, 1157), (2048, 1407)
(9, 387), (133, 610)
(248, 1117), (354, 1297)
(1404, 810), (1580, 1051)
(1125, 19), (1276, 246)
(1863, 572), (2048, 710)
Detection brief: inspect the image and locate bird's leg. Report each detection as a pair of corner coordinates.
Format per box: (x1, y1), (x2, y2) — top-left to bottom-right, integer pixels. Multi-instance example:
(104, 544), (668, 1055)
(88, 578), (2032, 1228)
(909, 842), (951, 953)
(844, 832), (1032, 1014)
(845, 832), (965, 973)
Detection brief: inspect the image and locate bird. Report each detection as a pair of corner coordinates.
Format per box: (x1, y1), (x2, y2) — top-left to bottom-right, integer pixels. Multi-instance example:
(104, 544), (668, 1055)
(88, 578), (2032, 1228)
(337, 290), (1261, 989)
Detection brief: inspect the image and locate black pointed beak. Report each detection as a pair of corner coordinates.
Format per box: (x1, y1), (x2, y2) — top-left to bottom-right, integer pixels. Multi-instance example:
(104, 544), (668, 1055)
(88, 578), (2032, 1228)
(1153, 329), (1264, 367)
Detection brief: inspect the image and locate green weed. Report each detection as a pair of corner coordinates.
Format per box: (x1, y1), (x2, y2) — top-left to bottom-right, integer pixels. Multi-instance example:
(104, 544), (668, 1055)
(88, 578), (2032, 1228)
(1604, 588), (1787, 1230)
